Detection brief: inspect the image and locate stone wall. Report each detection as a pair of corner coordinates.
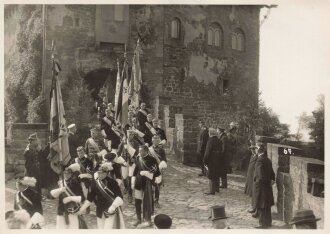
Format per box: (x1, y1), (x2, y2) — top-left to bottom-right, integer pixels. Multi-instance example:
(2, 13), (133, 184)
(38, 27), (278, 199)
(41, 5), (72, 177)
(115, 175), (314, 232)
(5, 123), (49, 173)
(268, 143), (324, 228)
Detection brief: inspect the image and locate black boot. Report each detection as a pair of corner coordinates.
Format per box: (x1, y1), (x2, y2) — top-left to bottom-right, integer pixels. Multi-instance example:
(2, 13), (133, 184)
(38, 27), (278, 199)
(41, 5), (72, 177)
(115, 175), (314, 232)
(134, 199), (142, 227)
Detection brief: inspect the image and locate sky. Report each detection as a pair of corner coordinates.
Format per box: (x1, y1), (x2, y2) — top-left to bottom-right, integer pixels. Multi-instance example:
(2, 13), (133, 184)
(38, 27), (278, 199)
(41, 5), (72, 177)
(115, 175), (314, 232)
(259, 1), (330, 140)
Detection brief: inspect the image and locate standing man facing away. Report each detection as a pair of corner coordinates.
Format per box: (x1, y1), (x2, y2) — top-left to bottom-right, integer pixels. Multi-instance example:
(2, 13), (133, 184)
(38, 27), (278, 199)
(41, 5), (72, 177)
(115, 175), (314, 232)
(253, 138), (275, 229)
(197, 120), (209, 176)
(217, 126), (229, 188)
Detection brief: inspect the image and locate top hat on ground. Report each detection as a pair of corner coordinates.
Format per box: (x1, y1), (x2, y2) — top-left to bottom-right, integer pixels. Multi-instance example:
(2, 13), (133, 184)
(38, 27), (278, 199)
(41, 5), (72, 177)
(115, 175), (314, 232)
(289, 210), (321, 225)
(209, 205), (228, 221)
(154, 214), (172, 229)
(28, 133), (38, 141)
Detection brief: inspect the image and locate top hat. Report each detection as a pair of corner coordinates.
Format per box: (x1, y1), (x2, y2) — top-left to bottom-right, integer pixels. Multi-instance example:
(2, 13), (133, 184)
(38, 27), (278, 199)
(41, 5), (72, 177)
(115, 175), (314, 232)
(154, 214), (172, 229)
(209, 205), (228, 221)
(28, 133), (38, 141)
(289, 210), (321, 225)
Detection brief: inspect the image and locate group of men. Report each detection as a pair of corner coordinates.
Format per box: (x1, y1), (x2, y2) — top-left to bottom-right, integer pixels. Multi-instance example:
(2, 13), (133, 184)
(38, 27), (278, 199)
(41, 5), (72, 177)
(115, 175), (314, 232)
(197, 121), (238, 194)
(10, 101), (171, 229)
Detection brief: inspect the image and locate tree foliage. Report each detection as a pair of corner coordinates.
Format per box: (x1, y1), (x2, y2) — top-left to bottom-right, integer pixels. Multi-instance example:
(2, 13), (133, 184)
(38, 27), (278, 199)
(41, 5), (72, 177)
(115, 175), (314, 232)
(5, 5), (46, 123)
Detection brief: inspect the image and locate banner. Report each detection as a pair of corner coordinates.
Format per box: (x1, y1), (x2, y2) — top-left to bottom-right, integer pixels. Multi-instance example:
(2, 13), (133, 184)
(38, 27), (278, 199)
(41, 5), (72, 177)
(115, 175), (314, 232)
(115, 56), (129, 127)
(129, 40), (142, 108)
(49, 55), (71, 174)
(114, 60), (121, 112)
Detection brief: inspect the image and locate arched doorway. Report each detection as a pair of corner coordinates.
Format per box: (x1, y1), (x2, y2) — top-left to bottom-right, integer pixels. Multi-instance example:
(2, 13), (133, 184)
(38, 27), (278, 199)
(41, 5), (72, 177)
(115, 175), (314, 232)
(83, 68), (118, 105)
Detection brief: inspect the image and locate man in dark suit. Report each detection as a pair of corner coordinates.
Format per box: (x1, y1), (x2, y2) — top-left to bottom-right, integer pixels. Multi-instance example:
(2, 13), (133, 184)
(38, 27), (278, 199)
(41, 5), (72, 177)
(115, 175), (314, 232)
(197, 120), (209, 176)
(253, 139), (275, 229)
(217, 127), (229, 188)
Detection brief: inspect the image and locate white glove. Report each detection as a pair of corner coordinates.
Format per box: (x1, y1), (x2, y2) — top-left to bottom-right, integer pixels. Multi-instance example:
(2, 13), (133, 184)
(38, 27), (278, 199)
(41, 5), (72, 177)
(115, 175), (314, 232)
(123, 161), (128, 167)
(114, 156), (126, 165)
(131, 176), (136, 190)
(63, 196), (72, 204)
(112, 196), (124, 208)
(140, 171), (153, 180)
(50, 187), (66, 198)
(159, 161), (167, 170)
(155, 175), (162, 184)
(145, 143), (149, 147)
(79, 173), (93, 179)
(124, 144), (127, 149)
(159, 139), (167, 145)
(107, 205), (116, 215)
(30, 212), (45, 226)
(101, 129), (107, 138)
(116, 179), (122, 186)
(77, 200), (91, 215)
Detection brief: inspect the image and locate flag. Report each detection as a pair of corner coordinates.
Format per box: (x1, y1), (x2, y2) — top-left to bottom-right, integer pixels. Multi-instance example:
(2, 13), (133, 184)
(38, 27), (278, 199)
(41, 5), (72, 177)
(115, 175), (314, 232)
(130, 40), (142, 107)
(115, 57), (129, 127)
(114, 60), (121, 112)
(49, 59), (71, 174)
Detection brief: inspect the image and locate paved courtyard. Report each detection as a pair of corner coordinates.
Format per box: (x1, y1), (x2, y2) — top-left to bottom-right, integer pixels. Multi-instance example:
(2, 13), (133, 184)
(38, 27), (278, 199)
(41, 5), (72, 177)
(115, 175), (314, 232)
(5, 151), (288, 229)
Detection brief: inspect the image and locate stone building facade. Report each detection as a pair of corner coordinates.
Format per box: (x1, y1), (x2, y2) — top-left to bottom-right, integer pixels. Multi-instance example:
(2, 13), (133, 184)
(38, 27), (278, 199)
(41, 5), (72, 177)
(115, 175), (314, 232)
(42, 5), (261, 163)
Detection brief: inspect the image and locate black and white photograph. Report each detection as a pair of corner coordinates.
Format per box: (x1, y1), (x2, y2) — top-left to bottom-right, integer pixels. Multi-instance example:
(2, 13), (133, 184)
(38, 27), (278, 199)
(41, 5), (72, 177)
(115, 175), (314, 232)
(2, 0), (328, 230)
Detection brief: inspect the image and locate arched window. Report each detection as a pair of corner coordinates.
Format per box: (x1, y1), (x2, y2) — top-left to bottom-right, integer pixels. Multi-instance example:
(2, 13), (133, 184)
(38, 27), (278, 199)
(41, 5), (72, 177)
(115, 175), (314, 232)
(207, 28), (213, 45)
(214, 29), (221, 47)
(171, 18), (180, 39)
(232, 29), (245, 51)
(207, 23), (223, 47)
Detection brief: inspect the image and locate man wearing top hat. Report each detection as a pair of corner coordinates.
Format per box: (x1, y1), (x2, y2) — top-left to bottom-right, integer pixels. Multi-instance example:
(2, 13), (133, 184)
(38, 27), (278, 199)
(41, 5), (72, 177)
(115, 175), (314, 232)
(24, 133), (42, 193)
(132, 145), (160, 228)
(68, 124), (79, 159)
(226, 122), (238, 173)
(289, 209), (321, 229)
(14, 175), (43, 221)
(77, 162), (125, 229)
(203, 128), (223, 195)
(217, 126), (229, 188)
(252, 138), (275, 228)
(245, 140), (258, 214)
(197, 120), (209, 176)
(50, 163), (85, 229)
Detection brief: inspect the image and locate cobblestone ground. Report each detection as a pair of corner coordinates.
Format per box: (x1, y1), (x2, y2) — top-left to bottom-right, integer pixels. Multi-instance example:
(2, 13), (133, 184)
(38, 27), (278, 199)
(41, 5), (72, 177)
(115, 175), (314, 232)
(5, 152), (288, 229)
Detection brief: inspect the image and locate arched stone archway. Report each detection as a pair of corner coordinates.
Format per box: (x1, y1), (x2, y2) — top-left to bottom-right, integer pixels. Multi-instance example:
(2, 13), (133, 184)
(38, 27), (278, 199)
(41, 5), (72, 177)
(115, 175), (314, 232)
(83, 68), (118, 105)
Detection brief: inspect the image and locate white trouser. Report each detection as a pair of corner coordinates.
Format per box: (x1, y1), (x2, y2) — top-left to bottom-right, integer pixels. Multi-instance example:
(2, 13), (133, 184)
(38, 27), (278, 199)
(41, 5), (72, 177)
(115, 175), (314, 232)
(56, 214), (79, 229)
(97, 212), (126, 229)
(121, 166), (129, 180)
(128, 163), (136, 177)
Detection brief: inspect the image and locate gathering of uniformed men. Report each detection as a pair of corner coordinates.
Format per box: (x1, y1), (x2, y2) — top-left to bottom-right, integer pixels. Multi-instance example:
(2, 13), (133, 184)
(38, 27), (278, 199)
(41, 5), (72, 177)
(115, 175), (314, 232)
(9, 105), (321, 229)
(8, 101), (172, 229)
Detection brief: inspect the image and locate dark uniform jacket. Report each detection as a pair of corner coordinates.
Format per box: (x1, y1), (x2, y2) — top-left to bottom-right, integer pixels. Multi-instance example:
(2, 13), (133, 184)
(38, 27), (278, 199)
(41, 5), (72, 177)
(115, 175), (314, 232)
(154, 127), (167, 142)
(109, 163), (122, 180)
(87, 177), (123, 218)
(68, 133), (79, 159)
(57, 177), (84, 216)
(197, 128), (209, 155)
(252, 153), (275, 209)
(203, 136), (224, 179)
(219, 132), (230, 174)
(75, 157), (94, 174)
(136, 109), (149, 132)
(143, 121), (153, 146)
(24, 146), (41, 180)
(14, 188), (43, 217)
(133, 155), (160, 191)
(100, 116), (121, 149)
(150, 146), (167, 163)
